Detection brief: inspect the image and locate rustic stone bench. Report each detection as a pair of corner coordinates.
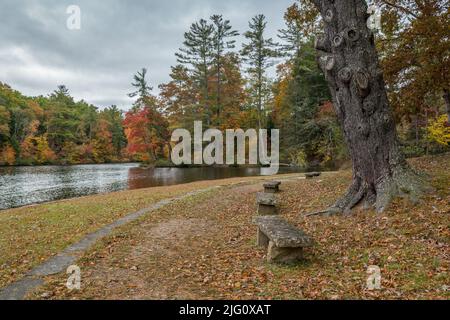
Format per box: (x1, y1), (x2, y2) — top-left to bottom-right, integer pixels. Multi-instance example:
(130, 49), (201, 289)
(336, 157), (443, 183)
(263, 181), (281, 193)
(305, 172), (322, 179)
(253, 215), (313, 264)
(256, 192), (277, 215)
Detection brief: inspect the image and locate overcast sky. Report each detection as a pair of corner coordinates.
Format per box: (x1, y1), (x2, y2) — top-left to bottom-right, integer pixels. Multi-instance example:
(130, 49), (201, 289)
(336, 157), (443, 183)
(0, 0), (294, 110)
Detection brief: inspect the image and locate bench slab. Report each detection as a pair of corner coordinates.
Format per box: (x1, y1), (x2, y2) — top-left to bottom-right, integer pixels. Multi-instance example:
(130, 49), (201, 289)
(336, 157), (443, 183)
(305, 172), (322, 179)
(254, 216), (313, 248)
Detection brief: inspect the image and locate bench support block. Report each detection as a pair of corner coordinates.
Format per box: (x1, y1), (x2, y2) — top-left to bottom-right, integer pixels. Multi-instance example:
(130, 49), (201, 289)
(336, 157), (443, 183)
(263, 181), (281, 194)
(257, 228), (270, 247)
(264, 186), (279, 193)
(267, 241), (304, 264)
(258, 204), (278, 215)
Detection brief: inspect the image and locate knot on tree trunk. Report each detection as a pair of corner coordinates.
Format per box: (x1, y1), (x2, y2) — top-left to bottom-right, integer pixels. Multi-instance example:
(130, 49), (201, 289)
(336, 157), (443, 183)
(338, 67), (352, 83)
(346, 27), (360, 43)
(319, 55), (336, 72)
(315, 34), (331, 52)
(333, 34), (344, 48)
(363, 99), (376, 116)
(324, 9), (334, 23)
(357, 122), (370, 138)
(355, 69), (370, 97)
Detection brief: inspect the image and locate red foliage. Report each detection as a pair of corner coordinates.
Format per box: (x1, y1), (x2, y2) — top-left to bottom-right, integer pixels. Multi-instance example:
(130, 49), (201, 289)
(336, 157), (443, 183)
(123, 106), (169, 162)
(317, 101), (335, 119)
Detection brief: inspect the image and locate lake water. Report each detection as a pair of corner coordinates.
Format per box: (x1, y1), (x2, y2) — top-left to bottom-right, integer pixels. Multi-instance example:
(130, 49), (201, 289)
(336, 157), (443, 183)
(0, 164), (304, 210)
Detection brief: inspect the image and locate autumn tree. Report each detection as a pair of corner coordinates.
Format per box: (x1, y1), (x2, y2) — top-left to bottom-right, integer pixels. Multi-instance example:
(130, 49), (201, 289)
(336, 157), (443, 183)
(210, 15), (239, 120)
(309, 0), (428, 214)
(92, 118), (115, 163)
(375, 0), (450, 124)
(210, 53), (248, 129)
(241, 14), (280, 128)
(176, 19), (215, 124)
(0, 105), (10, 146)
(125, 72), (169, 164)
(102, 105), (127, 156)
(0, 145), (15, 165)
(160, 65), (202, 130)
(124, 104), (169, 163)
(284, 1), (322, 38)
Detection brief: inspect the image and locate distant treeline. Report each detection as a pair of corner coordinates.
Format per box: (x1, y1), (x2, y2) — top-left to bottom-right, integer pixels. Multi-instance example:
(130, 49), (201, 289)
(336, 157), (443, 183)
(0, 84), (127, 165)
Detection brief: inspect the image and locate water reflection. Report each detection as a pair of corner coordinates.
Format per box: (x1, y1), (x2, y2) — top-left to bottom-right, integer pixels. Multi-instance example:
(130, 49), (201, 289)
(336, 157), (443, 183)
(127, 166), (268, 189)
(0, 164), (303, 210)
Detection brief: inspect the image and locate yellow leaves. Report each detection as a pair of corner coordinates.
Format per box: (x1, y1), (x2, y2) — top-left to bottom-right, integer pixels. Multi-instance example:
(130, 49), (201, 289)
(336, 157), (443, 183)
(427, 115), (450, 146)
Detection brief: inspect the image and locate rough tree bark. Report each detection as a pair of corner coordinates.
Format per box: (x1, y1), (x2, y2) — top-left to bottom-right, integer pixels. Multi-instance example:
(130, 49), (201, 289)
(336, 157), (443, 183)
(310, 0), (429, 214)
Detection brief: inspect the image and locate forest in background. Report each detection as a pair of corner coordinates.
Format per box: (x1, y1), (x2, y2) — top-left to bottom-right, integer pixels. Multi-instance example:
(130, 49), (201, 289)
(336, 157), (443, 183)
(0, 0), (448, 167)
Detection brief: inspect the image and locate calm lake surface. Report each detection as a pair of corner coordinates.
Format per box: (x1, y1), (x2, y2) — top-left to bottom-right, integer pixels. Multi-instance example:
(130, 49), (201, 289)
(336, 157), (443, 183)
(0, 164), (304, 210)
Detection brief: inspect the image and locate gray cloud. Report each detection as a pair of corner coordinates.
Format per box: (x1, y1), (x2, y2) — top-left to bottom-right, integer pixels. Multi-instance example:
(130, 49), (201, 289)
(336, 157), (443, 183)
(0, 0), (294, 110)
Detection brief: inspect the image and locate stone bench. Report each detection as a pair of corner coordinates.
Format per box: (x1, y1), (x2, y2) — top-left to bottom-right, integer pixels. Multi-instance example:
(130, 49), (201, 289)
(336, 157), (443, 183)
(253, 215), (313, 264)
(305, 172), (322, 179)
(263, 181), (281, 193)
(256, 192), (277, 215)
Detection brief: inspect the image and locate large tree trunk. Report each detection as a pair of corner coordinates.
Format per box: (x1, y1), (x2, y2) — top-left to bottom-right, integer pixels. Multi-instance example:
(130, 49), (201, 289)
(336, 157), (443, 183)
(311, 0), (428, 214)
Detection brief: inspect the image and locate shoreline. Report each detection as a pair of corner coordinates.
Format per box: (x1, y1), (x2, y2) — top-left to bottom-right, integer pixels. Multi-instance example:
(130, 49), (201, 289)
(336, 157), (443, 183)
(0, 170), (314, 212)
(0, 162), (299, 169)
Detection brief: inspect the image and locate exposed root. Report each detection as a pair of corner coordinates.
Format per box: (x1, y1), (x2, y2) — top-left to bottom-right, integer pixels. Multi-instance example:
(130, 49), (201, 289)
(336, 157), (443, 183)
(374, 166), (431, 213)
(305, 207), (342, 217)
(305, 165), (431, 217)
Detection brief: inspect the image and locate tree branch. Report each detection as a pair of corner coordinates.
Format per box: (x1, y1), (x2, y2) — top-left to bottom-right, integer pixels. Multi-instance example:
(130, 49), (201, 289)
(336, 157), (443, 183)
(380, 0), (419, 19)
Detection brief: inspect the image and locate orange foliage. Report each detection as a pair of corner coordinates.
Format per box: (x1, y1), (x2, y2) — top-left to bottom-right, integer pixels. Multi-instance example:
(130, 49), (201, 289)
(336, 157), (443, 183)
(0, 145), (16, 165)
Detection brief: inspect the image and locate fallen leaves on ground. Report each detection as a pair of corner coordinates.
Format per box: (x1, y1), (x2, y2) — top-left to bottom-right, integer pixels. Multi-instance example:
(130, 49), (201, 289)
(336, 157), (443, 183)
(25, 154), (450, 299)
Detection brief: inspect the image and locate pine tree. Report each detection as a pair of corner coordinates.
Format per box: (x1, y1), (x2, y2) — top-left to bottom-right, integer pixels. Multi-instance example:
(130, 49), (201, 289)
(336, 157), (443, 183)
(176, 19), (214, 124)
(210, 15), (239, 120)
(241, 14), (280, 128)
(278, 18), (304, 59)
(128, 68), (153, 110)
(51, 85), (71, 101)
(102, 105), (127, 156)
